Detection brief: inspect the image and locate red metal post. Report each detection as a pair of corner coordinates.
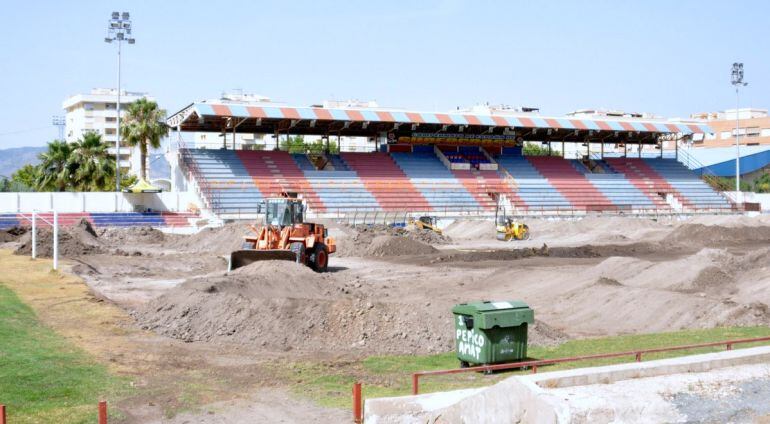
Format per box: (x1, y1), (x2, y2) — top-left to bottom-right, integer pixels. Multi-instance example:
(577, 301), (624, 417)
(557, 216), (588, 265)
(726, 343), (733, 351)
(0, 404), (6, 424)
(352, 382), (362, 424)
(532, 364), (538, 374)
(98, 401), (107, 424)
(635, 352), (642, 362)
(412, 373), (419, 395)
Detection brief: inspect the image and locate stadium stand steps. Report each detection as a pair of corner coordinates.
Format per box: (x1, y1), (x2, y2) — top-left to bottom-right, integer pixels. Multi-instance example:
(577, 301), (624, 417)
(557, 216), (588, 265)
(341, 152), (431, 211)
(181, 148), (732, 215)
(390, 152), (487, 211)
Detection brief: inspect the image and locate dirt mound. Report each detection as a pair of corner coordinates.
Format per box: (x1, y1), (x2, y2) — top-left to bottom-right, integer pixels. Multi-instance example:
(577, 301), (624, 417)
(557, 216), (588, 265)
(336, 224), (449, 257)
(0, 226), (27, 243)
(409, 229), (452, 245)
(366, 235), (438, 257)
(133, 263), (565, 355)
(164, 223), (248, 255)
(14, 218), (102, 258)
(97, 226), (165, 245)
(664, 223), (770, 247)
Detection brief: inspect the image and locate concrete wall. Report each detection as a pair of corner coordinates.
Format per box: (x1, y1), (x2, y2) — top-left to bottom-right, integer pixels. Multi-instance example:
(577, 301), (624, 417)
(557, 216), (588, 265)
(724, 191), (770, 211)
(0, 191), (201, 213)
(364, 346), (770, 424)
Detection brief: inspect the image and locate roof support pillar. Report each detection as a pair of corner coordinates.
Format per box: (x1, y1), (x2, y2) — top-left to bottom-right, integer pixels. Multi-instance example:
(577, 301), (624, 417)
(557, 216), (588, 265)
(675, 135), (679, 161)
(601, 137), (604, 159)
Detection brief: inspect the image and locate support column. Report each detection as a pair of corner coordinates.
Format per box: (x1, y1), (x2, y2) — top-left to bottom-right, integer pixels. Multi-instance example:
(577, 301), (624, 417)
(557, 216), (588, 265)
(675, 137), (679, 161)
(638, 139), (642, 158)
(601, 139), (605, 159)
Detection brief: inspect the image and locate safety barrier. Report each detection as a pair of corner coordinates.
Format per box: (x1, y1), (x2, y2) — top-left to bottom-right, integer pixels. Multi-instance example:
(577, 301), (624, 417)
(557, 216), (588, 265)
(410, 335), (770, 394)
(0, 400), (108, 423)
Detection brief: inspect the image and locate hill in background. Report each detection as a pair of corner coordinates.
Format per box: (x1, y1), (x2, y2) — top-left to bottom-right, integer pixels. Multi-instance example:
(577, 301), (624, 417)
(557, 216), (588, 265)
(0, 146), (45, 177)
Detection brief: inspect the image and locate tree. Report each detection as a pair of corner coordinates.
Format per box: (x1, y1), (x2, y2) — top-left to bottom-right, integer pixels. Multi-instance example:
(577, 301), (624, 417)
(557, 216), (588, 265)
(11, 164), (38, 188)
(122, 98), (169, 181)
(279, 135), (308, 153)
(753, 172), (770, 193)
(69, 132), (116, 191)
(523, 142), (559, 156)
(35, 140), (74, 191)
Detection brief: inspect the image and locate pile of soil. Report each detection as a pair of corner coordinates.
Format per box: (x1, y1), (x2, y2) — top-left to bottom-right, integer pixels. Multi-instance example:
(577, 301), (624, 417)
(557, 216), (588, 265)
(97, 226), (165, 245)
(132, 259), (566, 355)
(336, 224), (451, 257)
(0, 226), (27, 243)
(163, 223), (248, 255)
(366, 235), (438, 257)
(14, 218), (102, 258)
(664, 223), (770, 247)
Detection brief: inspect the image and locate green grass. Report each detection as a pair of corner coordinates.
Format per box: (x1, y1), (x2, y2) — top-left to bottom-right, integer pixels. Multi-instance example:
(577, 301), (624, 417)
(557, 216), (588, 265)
(0, 284), (129, 424)
(290, 326), (770, 409)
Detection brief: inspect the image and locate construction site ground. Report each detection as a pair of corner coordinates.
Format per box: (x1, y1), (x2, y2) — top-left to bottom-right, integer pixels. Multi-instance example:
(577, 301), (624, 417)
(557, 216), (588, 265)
(1, 214), (770, 423)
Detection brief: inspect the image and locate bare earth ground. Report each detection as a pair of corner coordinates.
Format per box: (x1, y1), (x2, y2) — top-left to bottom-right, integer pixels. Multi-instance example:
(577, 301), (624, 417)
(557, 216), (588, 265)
(2, 214), (770, 422)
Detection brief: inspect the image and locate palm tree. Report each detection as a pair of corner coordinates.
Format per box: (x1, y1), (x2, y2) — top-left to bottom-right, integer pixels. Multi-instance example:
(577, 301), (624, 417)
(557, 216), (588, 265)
(70, 132), (116, 191)
(35, 140), (74, 191)
(121, 98), (169, 181)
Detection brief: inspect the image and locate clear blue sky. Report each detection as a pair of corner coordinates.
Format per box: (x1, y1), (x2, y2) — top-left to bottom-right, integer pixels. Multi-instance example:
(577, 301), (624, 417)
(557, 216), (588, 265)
(0, 0), (767, 148)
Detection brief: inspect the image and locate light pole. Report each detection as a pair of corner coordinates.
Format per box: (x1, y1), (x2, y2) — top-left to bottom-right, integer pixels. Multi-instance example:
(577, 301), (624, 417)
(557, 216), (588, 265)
(731, 62), (747, 203)
(105, 11), (135, 192)
(52, 116), (65, 140)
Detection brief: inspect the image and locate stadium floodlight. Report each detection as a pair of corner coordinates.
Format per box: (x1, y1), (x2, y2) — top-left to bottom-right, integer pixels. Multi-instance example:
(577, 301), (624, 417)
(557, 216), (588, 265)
(731, 63), (748, 203)
(104, 11), (135, 192)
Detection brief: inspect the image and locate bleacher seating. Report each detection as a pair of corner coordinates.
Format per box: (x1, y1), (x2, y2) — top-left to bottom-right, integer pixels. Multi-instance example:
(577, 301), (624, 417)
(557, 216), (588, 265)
(236, 150), (326, 212)
(459, 146), (491, 168)
(292, 154), (316, 171)
(327, 154), (350, 171)
(643, 159), (732, 210)
(341, 152), (431, 211)
(390, 152), (485, 211)
(0, 212), (197, 230)
(184, 149), (264, 214)
(496, 155), (572, 210)
(571, 161), (657, 210)
(180, 147), (733, 215)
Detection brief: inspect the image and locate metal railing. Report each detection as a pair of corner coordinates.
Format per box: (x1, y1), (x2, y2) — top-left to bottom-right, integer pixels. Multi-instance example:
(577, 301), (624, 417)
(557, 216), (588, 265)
(410, 335), (770, 395)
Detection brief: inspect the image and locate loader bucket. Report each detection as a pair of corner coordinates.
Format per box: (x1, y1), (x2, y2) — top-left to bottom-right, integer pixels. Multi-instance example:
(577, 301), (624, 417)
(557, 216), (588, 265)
(229, 249), (298, 271)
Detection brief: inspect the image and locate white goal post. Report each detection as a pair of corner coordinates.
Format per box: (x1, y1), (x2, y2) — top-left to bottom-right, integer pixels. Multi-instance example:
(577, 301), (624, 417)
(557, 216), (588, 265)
(18, 210), (59, 271)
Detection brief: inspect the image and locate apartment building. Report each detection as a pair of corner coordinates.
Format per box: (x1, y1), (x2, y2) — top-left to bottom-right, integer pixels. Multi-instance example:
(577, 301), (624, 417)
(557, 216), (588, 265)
(62, 88), (154, 172)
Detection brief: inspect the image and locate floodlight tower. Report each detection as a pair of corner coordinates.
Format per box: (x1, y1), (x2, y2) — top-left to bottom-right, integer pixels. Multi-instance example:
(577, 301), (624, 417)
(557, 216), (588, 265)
(52, 116), (65, 140)
(105, 11), (135, 191)
(731, 63), (747, 203)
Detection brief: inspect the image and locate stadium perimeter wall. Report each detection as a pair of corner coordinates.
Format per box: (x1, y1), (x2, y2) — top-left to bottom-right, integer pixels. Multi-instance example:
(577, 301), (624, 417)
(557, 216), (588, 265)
(0, 191), (201, 213)
(724, 192), (770, 211)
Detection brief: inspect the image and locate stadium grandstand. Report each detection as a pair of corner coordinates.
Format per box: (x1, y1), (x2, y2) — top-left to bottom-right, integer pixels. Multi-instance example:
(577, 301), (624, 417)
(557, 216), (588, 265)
(165, 99), (735, 218)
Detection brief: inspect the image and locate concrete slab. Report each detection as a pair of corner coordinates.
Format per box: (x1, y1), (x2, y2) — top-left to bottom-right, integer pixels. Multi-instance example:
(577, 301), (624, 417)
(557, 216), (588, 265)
(364, 345), (770, 423)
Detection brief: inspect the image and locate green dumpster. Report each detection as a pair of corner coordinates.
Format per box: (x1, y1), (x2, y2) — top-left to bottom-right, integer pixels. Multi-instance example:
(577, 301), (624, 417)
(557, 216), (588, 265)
(452, 300), (534, 367)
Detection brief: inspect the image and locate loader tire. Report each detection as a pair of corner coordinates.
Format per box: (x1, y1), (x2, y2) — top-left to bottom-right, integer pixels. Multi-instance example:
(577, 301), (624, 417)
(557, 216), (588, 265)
(309, 243), (329, 272)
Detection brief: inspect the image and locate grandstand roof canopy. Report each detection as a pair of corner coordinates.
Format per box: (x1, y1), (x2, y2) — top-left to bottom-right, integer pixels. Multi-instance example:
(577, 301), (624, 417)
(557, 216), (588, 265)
(167, 101), (712, 144)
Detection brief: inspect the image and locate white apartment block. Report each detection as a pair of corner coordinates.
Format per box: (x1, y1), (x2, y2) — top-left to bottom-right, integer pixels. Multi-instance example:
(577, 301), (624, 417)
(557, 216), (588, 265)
(62, 88), (154, 173)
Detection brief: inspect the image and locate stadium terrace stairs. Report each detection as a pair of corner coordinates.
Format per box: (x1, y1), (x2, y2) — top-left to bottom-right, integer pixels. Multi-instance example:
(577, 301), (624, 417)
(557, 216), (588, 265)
(528, 156), (614, 210)
(605, 158), (687, 208)
(340, 152), (431, 211)
(181, 148), (733, 216)
(235, 150), (326, 212)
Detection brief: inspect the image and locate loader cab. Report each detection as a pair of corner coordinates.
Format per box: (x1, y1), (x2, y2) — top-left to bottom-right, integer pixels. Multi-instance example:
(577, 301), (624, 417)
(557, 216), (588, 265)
(263, 198), (305, 227)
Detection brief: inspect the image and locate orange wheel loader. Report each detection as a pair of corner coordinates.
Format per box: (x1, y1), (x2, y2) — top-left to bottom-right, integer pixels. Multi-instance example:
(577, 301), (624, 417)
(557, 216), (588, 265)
(229, 196), (336, 272)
